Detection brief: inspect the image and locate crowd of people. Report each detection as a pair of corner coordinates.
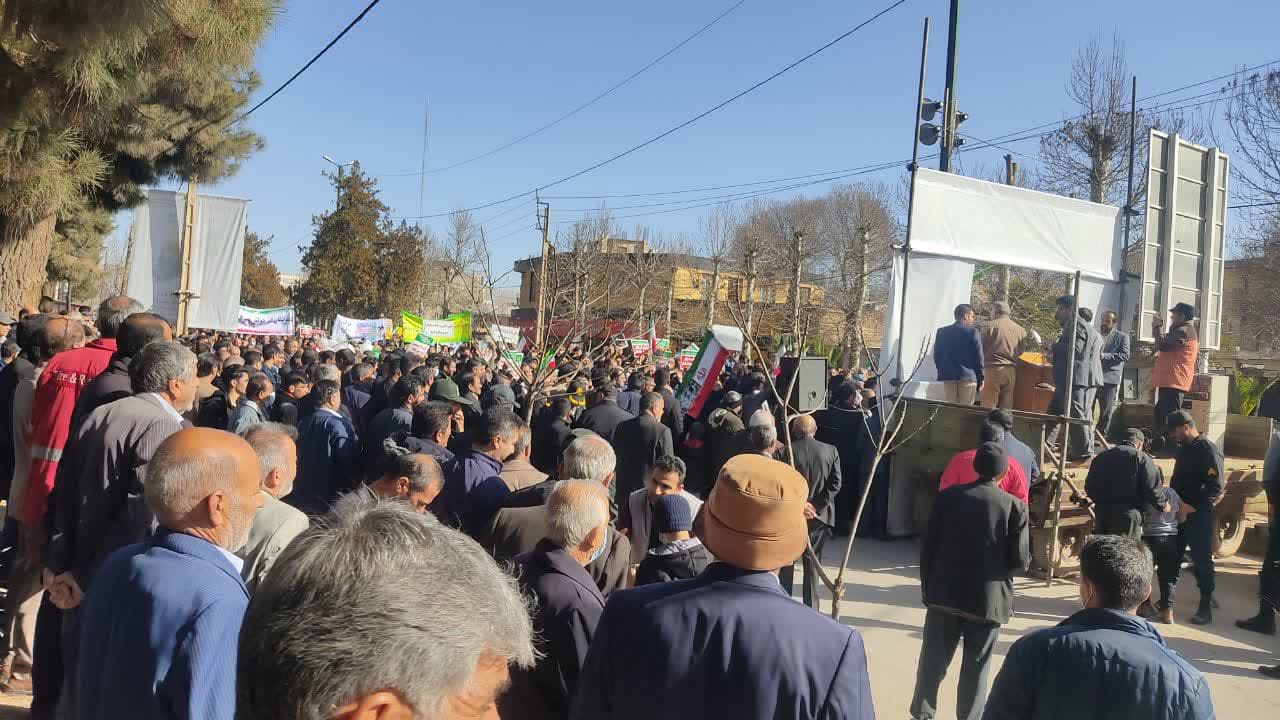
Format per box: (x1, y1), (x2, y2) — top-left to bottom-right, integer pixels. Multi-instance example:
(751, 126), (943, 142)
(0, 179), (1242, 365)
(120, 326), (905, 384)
(0, 294), (1268, 719)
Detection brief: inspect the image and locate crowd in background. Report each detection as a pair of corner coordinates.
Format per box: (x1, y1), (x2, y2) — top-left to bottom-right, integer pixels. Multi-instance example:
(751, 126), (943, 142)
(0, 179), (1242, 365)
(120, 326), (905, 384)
(0, 294), (1245, 720)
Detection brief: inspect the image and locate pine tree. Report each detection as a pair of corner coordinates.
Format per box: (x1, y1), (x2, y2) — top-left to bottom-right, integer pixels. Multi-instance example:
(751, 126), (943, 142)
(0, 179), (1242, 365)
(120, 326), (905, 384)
(240, 230), (288, 307)
(294, 164), (391, 323)
(0, 0), (278, 309)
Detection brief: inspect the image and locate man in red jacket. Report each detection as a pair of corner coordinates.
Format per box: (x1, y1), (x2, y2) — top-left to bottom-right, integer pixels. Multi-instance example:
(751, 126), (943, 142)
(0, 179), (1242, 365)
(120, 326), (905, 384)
(20, 297), (142, 530)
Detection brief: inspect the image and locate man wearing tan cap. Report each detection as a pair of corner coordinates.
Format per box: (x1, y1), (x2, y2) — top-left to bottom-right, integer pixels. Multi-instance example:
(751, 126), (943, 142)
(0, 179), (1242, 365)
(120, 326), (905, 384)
(570, 454), (875, 720)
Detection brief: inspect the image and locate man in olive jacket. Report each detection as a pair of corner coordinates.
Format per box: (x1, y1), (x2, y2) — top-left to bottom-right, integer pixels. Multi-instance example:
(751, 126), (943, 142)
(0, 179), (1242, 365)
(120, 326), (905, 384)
(911, 443), (1029, 720)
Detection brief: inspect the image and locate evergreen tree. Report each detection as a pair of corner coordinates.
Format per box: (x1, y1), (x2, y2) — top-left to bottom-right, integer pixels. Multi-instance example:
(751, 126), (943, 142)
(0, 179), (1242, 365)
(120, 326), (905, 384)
(294, 163), (416, 322)
(0, 0), (278, 309)
(240, 230), (288, 307)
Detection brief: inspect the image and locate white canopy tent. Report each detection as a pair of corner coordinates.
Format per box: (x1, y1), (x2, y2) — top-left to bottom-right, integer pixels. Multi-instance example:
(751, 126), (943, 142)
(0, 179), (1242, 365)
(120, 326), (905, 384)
(878, 168), (1129, 398)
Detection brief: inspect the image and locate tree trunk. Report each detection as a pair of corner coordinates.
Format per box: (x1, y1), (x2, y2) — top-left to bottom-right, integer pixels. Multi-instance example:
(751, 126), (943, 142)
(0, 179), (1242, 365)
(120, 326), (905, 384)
(847, 254), (868, 369)
(706, 261), (721, 328)
(0, 212), (57, 310)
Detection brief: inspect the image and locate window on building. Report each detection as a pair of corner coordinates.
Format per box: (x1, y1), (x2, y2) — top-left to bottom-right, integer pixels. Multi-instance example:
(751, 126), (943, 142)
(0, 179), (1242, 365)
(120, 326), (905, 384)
(800, 286), (813, 305)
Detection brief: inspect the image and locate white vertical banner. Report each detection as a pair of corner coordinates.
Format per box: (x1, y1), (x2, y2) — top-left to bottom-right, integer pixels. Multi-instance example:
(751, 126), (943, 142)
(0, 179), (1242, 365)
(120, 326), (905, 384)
(126, 189), (248, 331)
(878, 252), (976, 395)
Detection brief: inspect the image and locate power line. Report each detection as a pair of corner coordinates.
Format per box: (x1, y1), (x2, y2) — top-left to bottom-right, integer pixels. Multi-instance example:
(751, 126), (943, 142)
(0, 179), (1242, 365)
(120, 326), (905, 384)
(235, 0), (386, 124)
(402, 0), (910, 220)
(541, 165), (874, 200)
(377, 0), (746, 177)
(1228, 200), (1280, 210)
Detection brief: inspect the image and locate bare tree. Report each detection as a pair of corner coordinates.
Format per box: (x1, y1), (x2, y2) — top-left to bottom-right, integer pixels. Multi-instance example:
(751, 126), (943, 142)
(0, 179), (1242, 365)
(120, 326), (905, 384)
(815, 182), (898, 367)
(441, 209), (485, 316)
(1221, 68), (1280, 206)
(698, 202), (738, 327)
(1038, 35), (1201, 207)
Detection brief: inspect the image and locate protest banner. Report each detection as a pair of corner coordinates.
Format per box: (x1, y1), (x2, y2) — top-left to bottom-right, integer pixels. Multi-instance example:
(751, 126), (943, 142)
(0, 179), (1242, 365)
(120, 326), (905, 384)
(332, 314), (392, 342)
(677, 347), (699, 371)
(488, 323), (525, 351)
(236, 306), (295, 336)
(417, 312), (472, 344)
(629, 338), (651, 360)
(400, 311), (424, 341)
(674, 325), (743, 416)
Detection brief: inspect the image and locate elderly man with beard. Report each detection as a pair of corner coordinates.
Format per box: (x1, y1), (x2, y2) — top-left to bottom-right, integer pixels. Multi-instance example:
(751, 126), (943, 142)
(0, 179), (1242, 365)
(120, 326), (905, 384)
(77, 427), (264, 720)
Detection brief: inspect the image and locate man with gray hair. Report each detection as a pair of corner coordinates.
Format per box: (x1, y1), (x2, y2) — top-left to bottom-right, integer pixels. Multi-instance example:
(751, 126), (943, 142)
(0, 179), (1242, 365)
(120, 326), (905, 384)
(501, 480), (610, 720)
(47, 341), (199, 605)
(746, 420), (778, 457)
(236, 496), (535, 720)
(236, 422), (308, 593)
(78, 428), (263, 720)
(484, 433), (633, 595)
(978, 300), (1026, 409)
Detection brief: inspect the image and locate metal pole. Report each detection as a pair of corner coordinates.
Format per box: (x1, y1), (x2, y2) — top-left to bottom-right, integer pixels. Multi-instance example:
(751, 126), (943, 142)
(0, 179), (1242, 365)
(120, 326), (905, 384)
(896, 17), (930, 383)
(745, 248), (757, 340)
(939, 0), (959, 172)
(1047, 270), (1083, 586)
(535, 200), (551, 352)
(175, 179), (198, 335)
(1118, 76), (1139, 333)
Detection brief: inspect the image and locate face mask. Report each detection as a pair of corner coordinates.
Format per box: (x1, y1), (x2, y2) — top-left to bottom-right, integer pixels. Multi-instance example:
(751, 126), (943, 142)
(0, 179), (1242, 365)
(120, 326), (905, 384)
(588, 527), (609, 565)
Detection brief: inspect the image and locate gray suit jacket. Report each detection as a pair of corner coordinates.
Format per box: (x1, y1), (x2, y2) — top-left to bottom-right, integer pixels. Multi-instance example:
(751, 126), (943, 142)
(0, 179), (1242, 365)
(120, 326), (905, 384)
(1099, 329), (1131, 385)
(48, 393), (188, 586)
(1053, 317), (1105, 389)
(238, 491), (309, 593)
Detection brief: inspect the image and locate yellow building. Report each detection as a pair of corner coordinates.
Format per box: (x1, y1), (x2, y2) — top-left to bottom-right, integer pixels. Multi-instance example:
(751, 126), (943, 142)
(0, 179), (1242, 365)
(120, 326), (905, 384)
(511, 237), (825, 340)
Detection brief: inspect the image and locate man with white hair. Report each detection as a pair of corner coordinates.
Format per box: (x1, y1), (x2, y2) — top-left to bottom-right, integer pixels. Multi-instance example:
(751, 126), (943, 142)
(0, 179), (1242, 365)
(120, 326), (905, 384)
(77, 427), (264, 720)
(501, 480), (611, 720)
(977, 301), (1025, 409)
(484, 433), (633, 594)
(236, 496), (535, 720)
(236, 422), (308, 593)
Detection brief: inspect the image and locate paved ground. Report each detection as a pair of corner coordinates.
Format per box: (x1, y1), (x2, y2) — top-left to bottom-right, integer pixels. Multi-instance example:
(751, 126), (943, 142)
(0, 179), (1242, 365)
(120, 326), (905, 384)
(0, 538), (1272, 719)
(800, 537), (1280, 719)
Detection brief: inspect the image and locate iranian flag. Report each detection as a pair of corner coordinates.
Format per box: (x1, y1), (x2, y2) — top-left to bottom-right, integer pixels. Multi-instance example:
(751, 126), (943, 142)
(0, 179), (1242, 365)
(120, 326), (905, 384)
(674, 325), (744, 416)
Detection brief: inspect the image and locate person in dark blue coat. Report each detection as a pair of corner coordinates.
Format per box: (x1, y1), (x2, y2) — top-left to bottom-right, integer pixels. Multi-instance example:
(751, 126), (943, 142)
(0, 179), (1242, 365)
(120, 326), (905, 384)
(77, 427), (264, 720)
(436, 407), (520, 538)
(983, 535), (1214, 719)
(288, 380), (358, 515)
(933, 303), (985, 405)
(569, 454), (875, 720)
(501, 480), (610, 720)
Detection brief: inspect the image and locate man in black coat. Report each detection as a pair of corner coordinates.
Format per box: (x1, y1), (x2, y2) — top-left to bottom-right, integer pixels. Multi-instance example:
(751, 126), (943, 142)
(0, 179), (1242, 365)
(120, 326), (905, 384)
(815, 382), (868, 534)
(1167, 410), (1224, 625)
(652, 368), (684, 441)
(499, 480), (609, 720)
(776, 414), (842, 608)
(611, 392), (674, 503)
(1084, 428), (1162, 537)
(482, 434), (631, 596)
(912, 443), (1029, 720)
(530, 398), (573, 476)
(573, 382), (631, 443)
(69, 313), (171, 434)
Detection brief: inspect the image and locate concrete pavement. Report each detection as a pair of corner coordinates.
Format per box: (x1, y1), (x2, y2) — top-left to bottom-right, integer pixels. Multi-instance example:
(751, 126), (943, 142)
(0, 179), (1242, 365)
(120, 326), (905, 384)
(797, 536), (1279, 719)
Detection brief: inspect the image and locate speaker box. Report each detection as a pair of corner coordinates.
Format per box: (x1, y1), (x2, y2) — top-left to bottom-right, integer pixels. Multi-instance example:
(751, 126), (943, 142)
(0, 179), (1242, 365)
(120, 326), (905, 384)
(777, 356), (828, 413)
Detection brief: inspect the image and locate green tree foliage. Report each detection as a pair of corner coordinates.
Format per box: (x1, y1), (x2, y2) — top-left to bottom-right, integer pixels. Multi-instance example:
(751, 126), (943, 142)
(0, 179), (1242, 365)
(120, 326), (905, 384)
(240, 230), (287, 308)
(293, 164), (425, 323)
(0, 0), (278, 309)
(48, 197), (113, 301)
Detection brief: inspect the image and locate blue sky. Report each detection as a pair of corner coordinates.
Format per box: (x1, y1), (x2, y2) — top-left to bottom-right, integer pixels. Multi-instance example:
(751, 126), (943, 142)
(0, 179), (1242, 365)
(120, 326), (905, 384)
(174, 0), (1280, 283)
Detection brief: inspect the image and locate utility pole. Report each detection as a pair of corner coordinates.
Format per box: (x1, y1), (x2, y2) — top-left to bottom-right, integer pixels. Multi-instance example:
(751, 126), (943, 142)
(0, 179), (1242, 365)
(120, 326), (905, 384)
(175, 179), (198, 335)
(744, 247), (758, 340)
(939, 0), (960, 172)
(998, 153), (1017, 304)
(534, 199), (551, 352)
(322, 155), (353, 208)
(665, 268), (675, 341)
(790, 230), (805, 337)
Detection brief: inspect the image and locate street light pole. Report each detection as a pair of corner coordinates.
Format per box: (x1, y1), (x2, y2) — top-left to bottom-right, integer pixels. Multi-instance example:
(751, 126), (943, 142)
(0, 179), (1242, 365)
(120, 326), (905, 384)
(321, 154), (354, 208)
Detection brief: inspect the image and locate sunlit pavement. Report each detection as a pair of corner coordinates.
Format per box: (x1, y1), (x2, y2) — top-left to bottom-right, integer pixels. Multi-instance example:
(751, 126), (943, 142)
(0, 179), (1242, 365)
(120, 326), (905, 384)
(793, 537), (1279, 719)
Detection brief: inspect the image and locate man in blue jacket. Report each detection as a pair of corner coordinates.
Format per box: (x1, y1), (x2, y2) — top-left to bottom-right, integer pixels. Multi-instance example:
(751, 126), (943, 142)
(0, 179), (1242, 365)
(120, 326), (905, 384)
(570, 454), (875, 720)
(934, 304), (985, 405)
(77, 427), (264, 720)
(288, 380), (358, 515)
(982, 535), (1214, 719)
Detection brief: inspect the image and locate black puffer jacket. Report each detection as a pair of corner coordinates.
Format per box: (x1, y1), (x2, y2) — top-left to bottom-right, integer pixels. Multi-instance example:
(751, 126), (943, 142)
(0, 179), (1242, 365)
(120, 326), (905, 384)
(634, 540), (713, 586)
